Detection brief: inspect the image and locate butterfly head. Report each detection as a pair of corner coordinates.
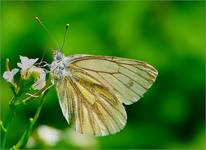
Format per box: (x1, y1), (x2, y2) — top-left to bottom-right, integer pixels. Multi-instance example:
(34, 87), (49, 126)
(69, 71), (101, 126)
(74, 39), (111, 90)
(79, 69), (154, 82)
(53, 50), (64, 61)
(51, 50), (71, 79)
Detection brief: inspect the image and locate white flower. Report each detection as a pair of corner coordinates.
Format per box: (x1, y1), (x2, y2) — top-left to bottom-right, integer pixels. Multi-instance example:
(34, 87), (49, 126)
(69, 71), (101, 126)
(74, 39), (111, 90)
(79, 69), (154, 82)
(66, 128), (97, 148)
(29, 66), (46, 90)
(16, 56), (47, 90)
(37, 125), (61, 146)
(3, 68), (19, 85)
(17, 56), (38, 78)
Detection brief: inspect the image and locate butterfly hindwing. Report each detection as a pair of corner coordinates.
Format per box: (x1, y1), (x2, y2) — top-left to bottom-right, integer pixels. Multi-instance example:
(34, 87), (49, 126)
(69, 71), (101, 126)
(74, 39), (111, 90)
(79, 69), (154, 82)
(55, 75), (127, 136)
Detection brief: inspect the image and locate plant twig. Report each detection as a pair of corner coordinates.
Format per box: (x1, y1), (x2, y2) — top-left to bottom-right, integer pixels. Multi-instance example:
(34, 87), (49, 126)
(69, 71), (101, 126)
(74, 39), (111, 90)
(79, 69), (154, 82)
(1, 97), (16, 149)
(12, 90), (49, 149)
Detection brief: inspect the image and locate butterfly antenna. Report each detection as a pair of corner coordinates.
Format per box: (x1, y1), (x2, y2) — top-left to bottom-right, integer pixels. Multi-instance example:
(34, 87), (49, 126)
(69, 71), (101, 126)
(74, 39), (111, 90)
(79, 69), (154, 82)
(35, 16), (60, 65)
(35, 16), (60, 49)
(60, 24), (70, 51)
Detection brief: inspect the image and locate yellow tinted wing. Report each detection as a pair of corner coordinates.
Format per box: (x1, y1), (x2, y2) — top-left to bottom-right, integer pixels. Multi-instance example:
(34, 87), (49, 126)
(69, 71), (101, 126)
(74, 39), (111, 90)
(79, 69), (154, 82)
(55, 55), (157, 136)
(69, 55), (158, 105)
(55, 76), (127, 136)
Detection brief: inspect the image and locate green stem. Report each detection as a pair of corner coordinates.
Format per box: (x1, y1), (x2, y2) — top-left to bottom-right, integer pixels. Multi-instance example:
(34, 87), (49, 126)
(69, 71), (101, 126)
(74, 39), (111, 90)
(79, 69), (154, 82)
(13, 93), (47, 149)
(1, 97), (16, 149)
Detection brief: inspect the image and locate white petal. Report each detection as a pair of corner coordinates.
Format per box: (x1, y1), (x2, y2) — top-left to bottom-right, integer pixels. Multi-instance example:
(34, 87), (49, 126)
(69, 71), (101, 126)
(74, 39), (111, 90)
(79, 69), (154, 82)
(29, 66), (46, 80)
(19, 56), (38, 68)
(20, 56), (29, 64)
(32, 79), (46, 90)
(3, 71), (14, 84)
(29, 66), (47, 90)
(29, 58), (38, 66)
(18, 56), (39, 78)
(3, 71), (11, 80)
(17, 63), (22, 68)
(11, 68), (19, 75)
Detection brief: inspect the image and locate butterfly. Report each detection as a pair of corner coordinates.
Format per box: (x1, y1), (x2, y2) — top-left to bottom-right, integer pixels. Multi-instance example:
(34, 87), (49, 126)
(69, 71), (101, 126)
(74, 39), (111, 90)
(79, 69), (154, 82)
(50, 50), (158, 136)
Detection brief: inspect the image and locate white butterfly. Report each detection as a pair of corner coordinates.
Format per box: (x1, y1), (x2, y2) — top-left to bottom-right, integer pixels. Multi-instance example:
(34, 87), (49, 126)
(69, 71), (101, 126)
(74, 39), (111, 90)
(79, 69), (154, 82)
(50, 50), (158, 136)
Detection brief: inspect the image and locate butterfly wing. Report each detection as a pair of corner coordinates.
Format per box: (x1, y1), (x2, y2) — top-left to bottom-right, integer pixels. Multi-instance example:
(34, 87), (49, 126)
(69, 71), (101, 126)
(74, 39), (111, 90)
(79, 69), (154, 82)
(55, 73), (127, 136)
(55, 55), (158, 136)
(69, 55), (158, 105)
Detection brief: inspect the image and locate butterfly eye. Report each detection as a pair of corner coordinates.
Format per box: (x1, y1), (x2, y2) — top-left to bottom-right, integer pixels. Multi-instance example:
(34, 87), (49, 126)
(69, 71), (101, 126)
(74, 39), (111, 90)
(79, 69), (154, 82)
(56, 54), (62, 60)
(58, 65), (64, 70)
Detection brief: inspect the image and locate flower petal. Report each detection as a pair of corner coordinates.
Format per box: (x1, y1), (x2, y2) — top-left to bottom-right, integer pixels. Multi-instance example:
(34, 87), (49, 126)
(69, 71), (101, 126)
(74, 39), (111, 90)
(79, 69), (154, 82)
(19, 56), (38, 68)
(11, 68), (19, 75)
(20, 56), (29, 65)
(3, 71), (12, 81)
(18, 56), (39, 78)
(32, 79), (46, 90)
(3, 68), (19, 84)
(29, 66), (46, 80)
(17, 63), (22, 68)
(28, 66), (46, 90)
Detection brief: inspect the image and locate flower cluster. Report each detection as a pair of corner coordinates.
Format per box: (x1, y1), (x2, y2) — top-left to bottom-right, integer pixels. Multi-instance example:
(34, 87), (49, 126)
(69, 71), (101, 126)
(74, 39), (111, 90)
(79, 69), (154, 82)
(3, 56), (47, 90)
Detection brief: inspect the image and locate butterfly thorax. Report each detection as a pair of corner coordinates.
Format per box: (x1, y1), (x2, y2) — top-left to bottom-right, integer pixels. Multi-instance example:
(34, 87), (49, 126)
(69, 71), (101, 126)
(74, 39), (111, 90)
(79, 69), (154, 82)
(50, 50), (71, 79)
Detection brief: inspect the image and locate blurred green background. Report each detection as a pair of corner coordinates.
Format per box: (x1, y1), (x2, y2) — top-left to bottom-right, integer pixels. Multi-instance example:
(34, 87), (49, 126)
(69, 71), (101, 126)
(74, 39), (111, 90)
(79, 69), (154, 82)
(1, 1), (205, 149)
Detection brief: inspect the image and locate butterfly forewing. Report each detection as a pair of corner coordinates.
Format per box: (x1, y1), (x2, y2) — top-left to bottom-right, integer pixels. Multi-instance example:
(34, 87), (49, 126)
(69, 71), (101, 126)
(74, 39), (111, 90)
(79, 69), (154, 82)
(69, 55), (158, 105)
(55, 55), (158, 136)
